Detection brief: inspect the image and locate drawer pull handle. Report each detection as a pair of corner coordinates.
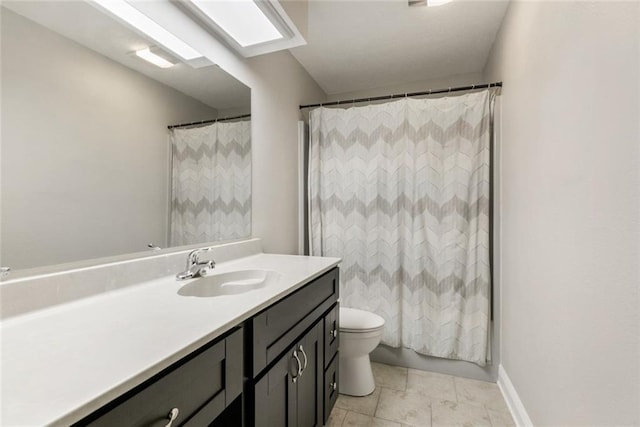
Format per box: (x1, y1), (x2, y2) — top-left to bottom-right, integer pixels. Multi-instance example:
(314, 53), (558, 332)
(292, 350), (302, 383)
(329, 329), (338, 339)
(165, 408), (179, 427)
(330, 382), (337, 392)
(298, 345), (308, 375)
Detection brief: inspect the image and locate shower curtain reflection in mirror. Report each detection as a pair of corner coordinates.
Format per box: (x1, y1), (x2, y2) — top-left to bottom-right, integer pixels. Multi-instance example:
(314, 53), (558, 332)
(170, 120), (251, 246)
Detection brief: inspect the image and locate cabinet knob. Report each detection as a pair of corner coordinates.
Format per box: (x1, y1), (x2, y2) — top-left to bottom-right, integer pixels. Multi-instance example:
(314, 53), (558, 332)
(329, 329), (338, 339)
(330, 382), (337, 391)
(165, 408), (179, 427)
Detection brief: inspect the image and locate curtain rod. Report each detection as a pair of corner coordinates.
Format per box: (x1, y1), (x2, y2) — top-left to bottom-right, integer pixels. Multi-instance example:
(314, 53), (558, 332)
(168, 113), (251, 130)
(299, 82), (502, 110)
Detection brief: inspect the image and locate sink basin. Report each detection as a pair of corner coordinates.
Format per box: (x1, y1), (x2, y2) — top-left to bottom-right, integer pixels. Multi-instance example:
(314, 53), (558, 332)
(178, 269), (280, 297)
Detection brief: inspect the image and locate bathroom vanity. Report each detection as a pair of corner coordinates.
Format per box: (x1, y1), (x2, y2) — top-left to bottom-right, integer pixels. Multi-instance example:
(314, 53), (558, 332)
(76, 268), (339, 427)
(0, 240), (340, 427)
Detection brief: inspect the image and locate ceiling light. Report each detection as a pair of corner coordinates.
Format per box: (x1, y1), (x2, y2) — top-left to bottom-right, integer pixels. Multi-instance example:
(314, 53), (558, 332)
(92, 0), (202, 60)
(135, 48), (175, 68)
(189, 0), (283, 47)
(409, 0), (453, 6)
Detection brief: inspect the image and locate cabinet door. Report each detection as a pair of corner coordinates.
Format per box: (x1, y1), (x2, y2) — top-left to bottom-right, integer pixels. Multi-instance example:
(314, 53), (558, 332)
(254, 348), (298, 427)
(323, 353), (339, 424)
(295, 322), (323, 427)
(253, 322), (324, 427)
(323, 303), (339, 368)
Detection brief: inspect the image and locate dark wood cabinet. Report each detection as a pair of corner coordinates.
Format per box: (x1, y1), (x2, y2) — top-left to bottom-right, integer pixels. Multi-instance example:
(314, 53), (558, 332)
(250, 268), (339, 378)
(253, 346), (297, 427)
(249, 268), (340, 427)
(323, 353), (339, 423)
(254, 322), (323, 427)
(73, 267), (339, 427)
(295, 323), (323, 427)
(323, 304), (339, 368)
(74, 327), (243, 427)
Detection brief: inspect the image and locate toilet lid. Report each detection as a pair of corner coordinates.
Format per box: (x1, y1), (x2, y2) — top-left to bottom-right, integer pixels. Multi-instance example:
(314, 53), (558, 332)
(340, 307), (385, 332)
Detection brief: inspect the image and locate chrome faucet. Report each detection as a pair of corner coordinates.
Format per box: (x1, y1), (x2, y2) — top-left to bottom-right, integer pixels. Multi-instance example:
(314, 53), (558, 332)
(176, 247), (216, 280)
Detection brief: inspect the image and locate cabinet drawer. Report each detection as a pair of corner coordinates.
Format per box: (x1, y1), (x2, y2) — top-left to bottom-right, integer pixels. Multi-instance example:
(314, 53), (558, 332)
(251, 268), (338, 376)
(77, 328), (243, 427)
(323, 354), (339, 424)
(324, 303), (339, 367)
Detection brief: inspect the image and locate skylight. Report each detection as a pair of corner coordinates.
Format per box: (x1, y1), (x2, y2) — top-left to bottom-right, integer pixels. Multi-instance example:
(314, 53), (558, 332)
(189, 0), (283, 47)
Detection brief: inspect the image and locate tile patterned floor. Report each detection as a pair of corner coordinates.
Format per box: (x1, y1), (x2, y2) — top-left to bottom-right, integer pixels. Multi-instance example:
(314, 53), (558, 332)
(326, 362), (515, 427)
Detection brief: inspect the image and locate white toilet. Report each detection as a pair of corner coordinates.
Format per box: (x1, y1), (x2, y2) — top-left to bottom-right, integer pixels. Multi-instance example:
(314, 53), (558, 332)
(339, 307), (385, 396)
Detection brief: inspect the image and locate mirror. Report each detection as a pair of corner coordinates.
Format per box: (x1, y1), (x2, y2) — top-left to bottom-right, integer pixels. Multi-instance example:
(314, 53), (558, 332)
(0, 1), (251, 273)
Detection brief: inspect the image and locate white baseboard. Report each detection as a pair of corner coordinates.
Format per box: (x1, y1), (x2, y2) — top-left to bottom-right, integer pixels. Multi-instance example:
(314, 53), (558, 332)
(497, 364), (533, 427)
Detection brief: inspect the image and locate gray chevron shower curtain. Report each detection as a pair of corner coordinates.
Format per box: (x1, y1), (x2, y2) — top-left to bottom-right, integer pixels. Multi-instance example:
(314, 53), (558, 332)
(309, 90), (494, 365)
(170, 120), (251, 246)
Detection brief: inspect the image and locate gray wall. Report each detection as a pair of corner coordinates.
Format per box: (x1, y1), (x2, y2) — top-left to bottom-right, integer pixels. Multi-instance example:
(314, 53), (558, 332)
(324, 72), (484, 102)
(484, 1), (640, 424)
(1, 9), (218, 270)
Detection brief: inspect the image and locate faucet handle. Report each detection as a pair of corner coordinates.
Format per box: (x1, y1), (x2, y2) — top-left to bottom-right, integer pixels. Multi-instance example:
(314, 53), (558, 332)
(196, 261), (216, 277)
(189, 247), (214, 264)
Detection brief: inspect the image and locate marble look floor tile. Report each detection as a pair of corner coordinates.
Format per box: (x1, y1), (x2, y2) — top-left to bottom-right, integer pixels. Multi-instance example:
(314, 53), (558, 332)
(407, 369), (457, 402)
(487, 409), (516, 427)
(336, 387), (382, 416)
(372, 362), (408, 391)
(375, 388), (431, 427)
(343, 411), (402, 427)
(431, 400), (491, 427)
(454, 377), (510, 412)
(327, 407), (349, 427)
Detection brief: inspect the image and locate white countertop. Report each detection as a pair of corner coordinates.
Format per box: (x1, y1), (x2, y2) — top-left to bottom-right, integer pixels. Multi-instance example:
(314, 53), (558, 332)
(0, 253), (340, 426)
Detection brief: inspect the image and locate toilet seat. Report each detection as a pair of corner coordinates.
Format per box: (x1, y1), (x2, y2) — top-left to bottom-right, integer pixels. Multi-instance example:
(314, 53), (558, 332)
(340, 307), (385, 333)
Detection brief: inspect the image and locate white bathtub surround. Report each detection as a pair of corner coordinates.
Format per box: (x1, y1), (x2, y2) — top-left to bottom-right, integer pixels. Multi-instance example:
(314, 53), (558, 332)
(0, 239), (339, 426)
(309, 91), (495, 365)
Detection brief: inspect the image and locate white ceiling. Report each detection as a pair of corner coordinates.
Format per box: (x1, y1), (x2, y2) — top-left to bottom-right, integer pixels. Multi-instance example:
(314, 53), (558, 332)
(2, 1), (250, 111)
(3, 0), (508, 103)
(290, 0), (509, 95)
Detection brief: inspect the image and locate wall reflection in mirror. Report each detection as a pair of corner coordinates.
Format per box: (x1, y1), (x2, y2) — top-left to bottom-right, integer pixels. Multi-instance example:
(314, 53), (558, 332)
(0, 1), (251, 272)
